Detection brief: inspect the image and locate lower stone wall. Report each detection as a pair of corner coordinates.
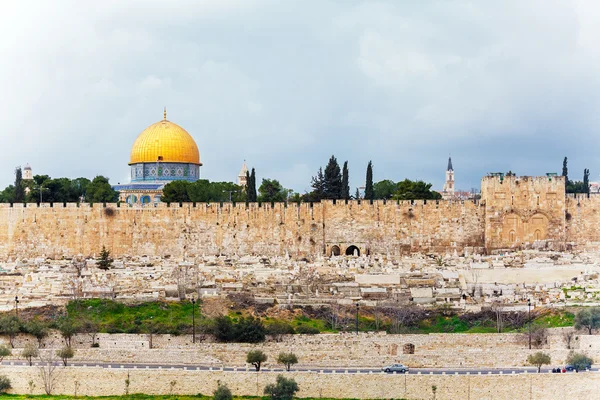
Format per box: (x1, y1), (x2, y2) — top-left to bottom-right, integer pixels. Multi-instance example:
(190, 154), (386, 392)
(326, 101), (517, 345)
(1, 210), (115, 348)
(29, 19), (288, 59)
(1, 366), (598, 400)
(4, 330), (599, 369)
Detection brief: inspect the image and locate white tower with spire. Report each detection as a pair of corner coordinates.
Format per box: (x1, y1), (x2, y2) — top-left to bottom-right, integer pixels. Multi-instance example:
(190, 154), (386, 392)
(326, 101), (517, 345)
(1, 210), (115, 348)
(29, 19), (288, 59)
(23, 164), (33, 180)
(237, 160), (248, 186)
(442, 157), (454, 199)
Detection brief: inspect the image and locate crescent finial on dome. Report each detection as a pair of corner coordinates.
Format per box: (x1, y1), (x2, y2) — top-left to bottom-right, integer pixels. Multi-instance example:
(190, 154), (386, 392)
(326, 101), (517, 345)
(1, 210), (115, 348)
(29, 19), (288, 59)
(164, 107), (167, 120)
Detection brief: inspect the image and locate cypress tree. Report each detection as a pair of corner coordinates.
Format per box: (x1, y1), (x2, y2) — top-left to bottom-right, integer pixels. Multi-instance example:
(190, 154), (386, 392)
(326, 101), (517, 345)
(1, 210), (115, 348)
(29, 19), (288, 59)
(341, 161), (350, 200)
(562, 157), (568, 181)
(245, 170), (251, 200)
(310, 167), (325, 201)
(13, 167), (24, 203)
(249, 168), (257, 202)
(323, 155), (342, 199)
(584, 168), (590, 194)
(364, 161), (374, 201)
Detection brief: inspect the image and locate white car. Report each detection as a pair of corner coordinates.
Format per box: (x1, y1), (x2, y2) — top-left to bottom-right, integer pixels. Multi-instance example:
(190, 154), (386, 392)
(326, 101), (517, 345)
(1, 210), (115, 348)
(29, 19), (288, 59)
(382, 364), (409, 373)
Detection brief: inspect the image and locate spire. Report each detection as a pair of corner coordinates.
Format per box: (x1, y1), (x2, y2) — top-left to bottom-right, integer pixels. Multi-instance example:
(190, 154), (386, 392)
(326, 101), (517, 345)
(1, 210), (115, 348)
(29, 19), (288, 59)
(163, 107), (167, 120)
(447, 156), (453, 171)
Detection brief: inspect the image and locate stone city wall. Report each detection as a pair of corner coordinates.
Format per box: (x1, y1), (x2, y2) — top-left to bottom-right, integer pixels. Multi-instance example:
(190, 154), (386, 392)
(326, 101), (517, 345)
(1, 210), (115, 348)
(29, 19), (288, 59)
(0, 200), (485, 259)
(1, 365), (598, 399)
(3, 175), (600, 259)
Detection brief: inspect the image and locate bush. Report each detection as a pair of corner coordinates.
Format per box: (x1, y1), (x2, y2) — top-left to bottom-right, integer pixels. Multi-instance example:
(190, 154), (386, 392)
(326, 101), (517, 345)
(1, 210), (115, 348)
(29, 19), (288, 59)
(213, 382), (232, 400)
(566, 352), (594, 371)
(236, 316), (266, 343)
(295, 324), (319, 335)
(246, 349), (268, 371)
(0, 375), (11, 394)
(266, 321), (295, 341)
(91, 342), (100, 348)
(264, 375), (299, 400)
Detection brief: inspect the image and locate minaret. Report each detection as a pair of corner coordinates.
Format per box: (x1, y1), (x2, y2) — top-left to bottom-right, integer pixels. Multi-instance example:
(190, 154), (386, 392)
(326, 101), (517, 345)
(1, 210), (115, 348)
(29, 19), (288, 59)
(237, 160), (248, 186)
(442, 157), (454, 199)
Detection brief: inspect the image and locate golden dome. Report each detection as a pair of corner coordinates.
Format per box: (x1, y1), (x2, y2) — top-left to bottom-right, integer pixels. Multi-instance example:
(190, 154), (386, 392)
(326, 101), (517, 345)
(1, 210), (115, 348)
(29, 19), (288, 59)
(129, 110), (201, 165)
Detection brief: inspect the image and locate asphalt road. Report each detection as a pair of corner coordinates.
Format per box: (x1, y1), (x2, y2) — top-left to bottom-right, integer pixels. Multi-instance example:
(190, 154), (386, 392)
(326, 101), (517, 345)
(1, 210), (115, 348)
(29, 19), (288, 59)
(2, 360), (597, 375)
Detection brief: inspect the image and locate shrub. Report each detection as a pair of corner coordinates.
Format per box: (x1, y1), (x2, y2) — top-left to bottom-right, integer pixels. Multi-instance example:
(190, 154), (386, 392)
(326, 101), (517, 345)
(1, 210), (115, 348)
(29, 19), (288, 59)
(566, 352), (593, 371)
(247, 349), (268, 371)
(91, 342), (100, 348)
(295, 324), (319, 335)
(213, 381), (233, 400)
(266, 321), (295, 342)
(264, 375), (299, 400)
(0, 375), (11, 394)
(236, 316), (266, 343)
(277, 352), (298, 371)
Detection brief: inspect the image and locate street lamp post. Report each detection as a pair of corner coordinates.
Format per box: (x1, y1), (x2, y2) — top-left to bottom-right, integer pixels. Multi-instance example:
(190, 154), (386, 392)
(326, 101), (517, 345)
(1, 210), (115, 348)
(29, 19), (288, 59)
(191, 298), (196, 344)
(528, 299), (532, 350)
(355, 303), (359, 335)
(14, 295), (19, 317)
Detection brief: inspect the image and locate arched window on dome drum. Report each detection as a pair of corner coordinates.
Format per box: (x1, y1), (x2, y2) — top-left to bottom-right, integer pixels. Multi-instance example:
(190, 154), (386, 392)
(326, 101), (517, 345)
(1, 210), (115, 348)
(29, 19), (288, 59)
(141, 195), (151, 204)
(127, 195), (138, 204)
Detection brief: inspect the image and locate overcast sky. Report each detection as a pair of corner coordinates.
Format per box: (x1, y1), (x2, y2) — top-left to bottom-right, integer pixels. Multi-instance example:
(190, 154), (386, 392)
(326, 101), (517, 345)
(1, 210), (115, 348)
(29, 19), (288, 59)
(2, 0), (600, 194)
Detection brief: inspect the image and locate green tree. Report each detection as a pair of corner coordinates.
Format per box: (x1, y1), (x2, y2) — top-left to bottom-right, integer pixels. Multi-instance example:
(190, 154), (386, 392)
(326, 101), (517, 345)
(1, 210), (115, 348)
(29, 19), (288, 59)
(0, 375), (11, 394)
(258, 179), (286, 203)
(277, 352), (298, 371)
(213, 316), (236, 342)
(0, 345), (11, 362)
(249, 168), (257, 202)
(0, 185), (15, 203)
(247, 349), (267, 371)
(213, 381), (233, 400)
(566, 352), (593, 371)
(21, 343), (38, 366)
(0, 316), (21, 348)
(86, 176), (118, 203)
(56, 318), (78, 347)
(341, 161), (350, 200)
(527, 352), (551, 373)
(310, 167), (325, 201)
(562, 157), (568, 181)
(364, 161), (374, 201)
(97, 245), (113, 270)
(323, 155), (342, 199)
(161, 180), (191, 203)
(574, 307), (600, 334)
(393, 179), (442, 201)
(235, 316), (266, 343)
(24, 320), (49, 347)
(56, 346), (75, 366)
(583, 168), (590, 194)
(373, 180), (396, 200)
(13, 167), (24, 203)
(264, 375), (299, 400)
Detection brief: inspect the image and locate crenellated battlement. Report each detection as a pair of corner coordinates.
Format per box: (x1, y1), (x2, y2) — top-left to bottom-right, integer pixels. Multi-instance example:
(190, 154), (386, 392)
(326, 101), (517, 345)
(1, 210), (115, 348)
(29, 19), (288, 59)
(2, 175), (600, 259)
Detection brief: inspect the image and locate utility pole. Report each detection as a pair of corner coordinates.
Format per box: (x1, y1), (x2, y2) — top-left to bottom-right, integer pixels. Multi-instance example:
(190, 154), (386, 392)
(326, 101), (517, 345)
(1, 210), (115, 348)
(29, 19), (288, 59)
(191, 297), (196, 344)
(355, 303), (359, 335)
(14, 295), (19, 317)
